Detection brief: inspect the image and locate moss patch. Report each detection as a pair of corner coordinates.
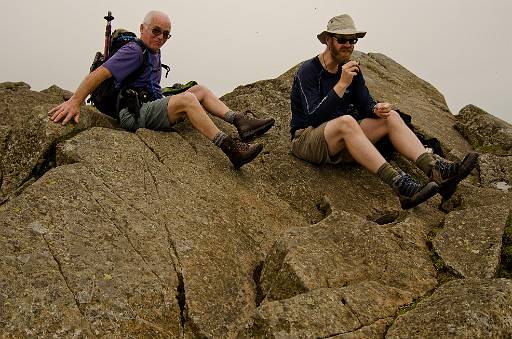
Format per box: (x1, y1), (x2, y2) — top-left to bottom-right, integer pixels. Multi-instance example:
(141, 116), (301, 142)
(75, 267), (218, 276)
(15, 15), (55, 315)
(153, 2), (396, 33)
(397, 298), (419, 315)
(474, 143), (510, 156)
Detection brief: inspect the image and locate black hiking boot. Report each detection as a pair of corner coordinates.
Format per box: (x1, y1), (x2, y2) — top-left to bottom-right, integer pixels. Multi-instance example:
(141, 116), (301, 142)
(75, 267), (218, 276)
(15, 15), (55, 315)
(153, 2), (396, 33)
(233, 112), (275, 141)
(220, 136), (263, 169)
(392, 174), (439, 210)
(430, 152), (479, 200)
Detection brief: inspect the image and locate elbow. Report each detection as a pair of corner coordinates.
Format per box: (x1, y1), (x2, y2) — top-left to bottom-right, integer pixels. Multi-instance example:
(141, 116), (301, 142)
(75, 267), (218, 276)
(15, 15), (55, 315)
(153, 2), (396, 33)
(96, 66), (113, 80)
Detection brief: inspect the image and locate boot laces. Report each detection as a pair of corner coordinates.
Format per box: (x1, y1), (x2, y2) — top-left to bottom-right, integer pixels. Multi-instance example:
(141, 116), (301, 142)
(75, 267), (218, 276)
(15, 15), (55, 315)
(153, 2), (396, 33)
(435, 159), (459, 180)
(235, 112), (259, 125)
(233, 138), (250, 152)
(393, 174), (422, 198)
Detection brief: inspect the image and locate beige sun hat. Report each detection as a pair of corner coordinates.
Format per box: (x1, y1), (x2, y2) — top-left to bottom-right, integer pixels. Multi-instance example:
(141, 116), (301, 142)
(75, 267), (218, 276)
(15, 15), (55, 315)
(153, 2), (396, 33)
(317, 14), (366, 44)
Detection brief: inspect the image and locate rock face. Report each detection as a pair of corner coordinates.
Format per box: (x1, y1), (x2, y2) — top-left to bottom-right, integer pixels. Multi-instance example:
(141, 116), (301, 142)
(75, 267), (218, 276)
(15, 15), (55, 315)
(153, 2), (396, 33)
(455, 104), (512, 156)
(259, 211), (437, 302)
(387, 279), (512, 338)
(0, 82), (117, 204)
(433, 205), (509, 278)
(1, 51), (512, 337)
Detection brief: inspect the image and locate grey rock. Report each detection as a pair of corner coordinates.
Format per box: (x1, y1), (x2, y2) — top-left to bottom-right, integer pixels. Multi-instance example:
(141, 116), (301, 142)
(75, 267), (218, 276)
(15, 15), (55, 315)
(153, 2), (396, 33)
(386, 279), (512, 338)
(455, 104), (512, 155)
(29, 221), (49, 235)
(433, 205), (509, 278)
(259, 211), (437, 302)
(240, 281), (407, 338)
(0, 83), (118, 203)
(496, 181), (511, 191)
(338, 281), (413, 326)
(40, 85), (74, 101)
(479, 153), (512, 188)
(0, 81), (31, 90)
(1, 126), (305, 337)
(238, 288), (361, 338)
(1, 162), (183, 337)
(332, 318), (393, 339)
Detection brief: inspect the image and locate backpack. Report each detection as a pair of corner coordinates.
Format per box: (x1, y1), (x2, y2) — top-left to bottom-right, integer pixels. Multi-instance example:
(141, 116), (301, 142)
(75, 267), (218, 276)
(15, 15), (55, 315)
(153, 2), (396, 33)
(88, 29), (148, 118)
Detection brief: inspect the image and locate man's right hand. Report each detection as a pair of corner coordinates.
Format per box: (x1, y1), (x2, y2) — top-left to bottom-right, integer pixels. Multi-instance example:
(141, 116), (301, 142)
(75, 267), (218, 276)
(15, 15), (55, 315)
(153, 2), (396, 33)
(48, 99), (81, 125)
(340, 60), (360, 87)
(47, 66), (112, 125)
(334, 60), (360, 97)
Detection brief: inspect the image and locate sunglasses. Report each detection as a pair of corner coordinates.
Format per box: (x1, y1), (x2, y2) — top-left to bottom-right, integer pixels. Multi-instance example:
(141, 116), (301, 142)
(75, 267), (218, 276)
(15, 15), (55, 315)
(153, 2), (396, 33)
(331, 35), (358, 45)
(149, 26), (171, 40)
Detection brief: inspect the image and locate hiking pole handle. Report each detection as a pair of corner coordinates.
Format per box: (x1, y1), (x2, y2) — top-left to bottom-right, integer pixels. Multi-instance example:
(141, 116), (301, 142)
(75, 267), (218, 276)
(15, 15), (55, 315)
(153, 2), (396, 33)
(103, 11), (114, 59)
(104, 11), (114, 22)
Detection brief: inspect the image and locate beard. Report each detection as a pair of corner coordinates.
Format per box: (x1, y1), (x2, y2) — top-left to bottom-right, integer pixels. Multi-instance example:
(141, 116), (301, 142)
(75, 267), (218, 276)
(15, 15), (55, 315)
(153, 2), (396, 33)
(330, 45), (353, 64)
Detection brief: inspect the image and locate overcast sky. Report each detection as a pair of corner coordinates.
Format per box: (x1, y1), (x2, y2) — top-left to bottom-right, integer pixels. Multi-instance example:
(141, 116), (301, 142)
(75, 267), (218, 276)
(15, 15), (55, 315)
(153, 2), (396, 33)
(2, 0), (511, 123)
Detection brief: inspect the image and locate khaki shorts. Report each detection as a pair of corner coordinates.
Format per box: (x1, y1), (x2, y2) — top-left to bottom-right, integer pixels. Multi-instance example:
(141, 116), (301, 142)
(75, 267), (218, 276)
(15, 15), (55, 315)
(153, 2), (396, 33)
(291, 122), (354, 164)
(119, 96), (171, 132)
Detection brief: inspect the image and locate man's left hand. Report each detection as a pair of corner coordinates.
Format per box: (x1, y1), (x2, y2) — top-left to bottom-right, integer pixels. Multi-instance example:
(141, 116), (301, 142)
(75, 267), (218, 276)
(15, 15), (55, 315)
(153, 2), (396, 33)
(374, 102), (392, 118)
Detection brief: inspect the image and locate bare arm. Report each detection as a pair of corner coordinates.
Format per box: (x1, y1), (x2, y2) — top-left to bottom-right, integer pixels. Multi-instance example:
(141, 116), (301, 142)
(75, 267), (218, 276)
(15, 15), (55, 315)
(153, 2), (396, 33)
(48, 66), (112, 125)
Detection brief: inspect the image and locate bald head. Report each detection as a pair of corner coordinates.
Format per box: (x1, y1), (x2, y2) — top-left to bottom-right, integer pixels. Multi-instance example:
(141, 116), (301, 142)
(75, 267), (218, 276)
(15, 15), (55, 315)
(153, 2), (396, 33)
(140, 10), (172, 52)
(143, 10), (171, 26)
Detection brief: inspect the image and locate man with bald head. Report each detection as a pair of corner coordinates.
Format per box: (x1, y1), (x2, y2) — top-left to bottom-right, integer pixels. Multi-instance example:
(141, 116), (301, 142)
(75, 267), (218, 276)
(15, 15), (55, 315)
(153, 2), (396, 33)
(49, 10), (274, 169)
(290, 14), (478, 209)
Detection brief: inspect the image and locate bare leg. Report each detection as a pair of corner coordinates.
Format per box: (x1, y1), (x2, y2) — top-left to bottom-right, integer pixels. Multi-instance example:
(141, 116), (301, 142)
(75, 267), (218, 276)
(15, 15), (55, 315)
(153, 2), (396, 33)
(186, 84), (230, 119)
(324, 115), (386, 173)
(167, 92), (220, 140)
(359, 110), (426, 161)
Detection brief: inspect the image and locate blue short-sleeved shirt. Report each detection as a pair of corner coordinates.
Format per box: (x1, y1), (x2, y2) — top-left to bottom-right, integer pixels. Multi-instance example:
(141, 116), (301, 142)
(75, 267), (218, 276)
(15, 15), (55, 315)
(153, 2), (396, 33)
(102, 41), (163, 99)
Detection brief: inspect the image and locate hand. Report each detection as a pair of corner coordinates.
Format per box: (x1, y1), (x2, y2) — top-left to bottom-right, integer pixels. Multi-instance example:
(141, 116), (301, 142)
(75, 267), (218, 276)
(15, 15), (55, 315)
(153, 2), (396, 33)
(373, 102), (392, 118)
(48, 99), (81, 125)
(339, 60), (360, 87)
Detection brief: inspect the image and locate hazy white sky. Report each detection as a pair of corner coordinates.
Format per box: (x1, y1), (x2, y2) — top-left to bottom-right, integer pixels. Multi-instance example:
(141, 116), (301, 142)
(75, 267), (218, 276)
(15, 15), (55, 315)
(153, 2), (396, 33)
(2, 0), (511, 123)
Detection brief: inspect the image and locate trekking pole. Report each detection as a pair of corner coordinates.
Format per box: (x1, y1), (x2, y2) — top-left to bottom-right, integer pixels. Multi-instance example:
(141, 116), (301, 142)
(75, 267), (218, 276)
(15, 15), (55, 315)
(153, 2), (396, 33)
(103, 11), (115, 59)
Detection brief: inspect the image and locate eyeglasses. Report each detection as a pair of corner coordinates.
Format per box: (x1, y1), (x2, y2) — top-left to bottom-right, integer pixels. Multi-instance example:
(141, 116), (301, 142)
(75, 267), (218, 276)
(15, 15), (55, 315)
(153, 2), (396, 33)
(331, 35), (358, 45)
(148, 26), (171, 40)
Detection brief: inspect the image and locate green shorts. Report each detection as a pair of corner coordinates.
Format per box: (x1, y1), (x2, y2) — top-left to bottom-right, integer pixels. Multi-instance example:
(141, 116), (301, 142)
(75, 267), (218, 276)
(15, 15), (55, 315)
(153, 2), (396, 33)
(291, 122), (354, 165)
(118, 96), (171, 132)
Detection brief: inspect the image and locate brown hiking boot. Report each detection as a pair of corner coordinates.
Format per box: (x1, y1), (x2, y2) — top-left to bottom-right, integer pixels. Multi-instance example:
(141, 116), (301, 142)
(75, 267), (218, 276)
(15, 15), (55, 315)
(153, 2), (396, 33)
(220, 136), (263, 169)
(233, 112), (275, 141)
(392, 173), (439, 209)
(430, 152), (479, 200)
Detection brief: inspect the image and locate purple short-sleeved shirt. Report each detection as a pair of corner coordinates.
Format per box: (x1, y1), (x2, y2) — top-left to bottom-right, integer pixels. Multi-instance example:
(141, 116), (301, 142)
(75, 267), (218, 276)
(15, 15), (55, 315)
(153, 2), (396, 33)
(102, 41), (164, 99)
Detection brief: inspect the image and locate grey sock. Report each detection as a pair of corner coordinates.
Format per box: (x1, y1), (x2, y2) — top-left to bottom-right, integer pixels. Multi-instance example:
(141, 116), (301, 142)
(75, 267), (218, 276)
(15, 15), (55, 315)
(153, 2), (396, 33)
(212, 131), (228, 147)
(224, 110), (237, 124)
(377, 162), (401, 187)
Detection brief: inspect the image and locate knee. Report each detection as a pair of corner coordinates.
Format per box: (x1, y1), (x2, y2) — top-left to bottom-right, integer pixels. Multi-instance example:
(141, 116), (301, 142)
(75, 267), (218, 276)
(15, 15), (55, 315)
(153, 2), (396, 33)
(386, 110), (403, 125)
(167, 92), (201, 116)
(171, 92), (199, 109)
(332, 115), (360, 135)
(189, 83), (212, 99)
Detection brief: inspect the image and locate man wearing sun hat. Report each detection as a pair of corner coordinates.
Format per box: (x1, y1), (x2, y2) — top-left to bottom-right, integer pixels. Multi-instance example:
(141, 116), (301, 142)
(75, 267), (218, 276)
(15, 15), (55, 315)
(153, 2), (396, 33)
(289, 14), (478, 209)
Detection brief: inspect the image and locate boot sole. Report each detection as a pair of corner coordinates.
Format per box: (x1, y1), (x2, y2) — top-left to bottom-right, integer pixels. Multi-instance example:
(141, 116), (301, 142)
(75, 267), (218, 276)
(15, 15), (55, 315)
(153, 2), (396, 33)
(439, 152), (479, 200)
(400, 182), (439, 210)
(233, 144), (264, 169)
(240, 119), (275, 142)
